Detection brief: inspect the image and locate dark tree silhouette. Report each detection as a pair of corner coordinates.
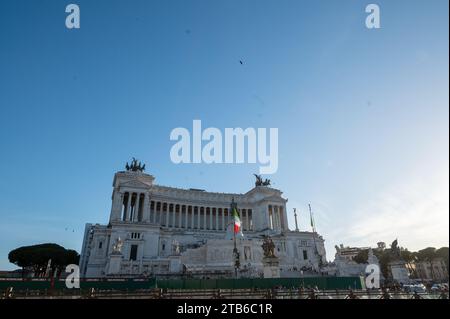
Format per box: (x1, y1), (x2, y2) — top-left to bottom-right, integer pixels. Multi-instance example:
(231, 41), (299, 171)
(8, 243), (80, 277)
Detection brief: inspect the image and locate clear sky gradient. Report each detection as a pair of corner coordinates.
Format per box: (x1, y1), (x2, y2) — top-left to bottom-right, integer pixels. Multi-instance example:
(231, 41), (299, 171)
(0, 0), (448, 269)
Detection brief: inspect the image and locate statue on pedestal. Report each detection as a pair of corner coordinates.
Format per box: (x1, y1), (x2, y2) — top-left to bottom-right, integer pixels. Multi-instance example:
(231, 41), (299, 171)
(261, 236), (280, 278)
(390, 239), (401, 260)
(112, 237), (123, 254)
(107, 237), (124, 275)
(388, 239), (411, 284)
(172, 240), (180, 255)
(262, 236), (276, 258)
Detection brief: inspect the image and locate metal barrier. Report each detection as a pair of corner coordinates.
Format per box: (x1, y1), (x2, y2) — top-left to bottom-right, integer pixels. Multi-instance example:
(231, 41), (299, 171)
(2, 286), (448, 299)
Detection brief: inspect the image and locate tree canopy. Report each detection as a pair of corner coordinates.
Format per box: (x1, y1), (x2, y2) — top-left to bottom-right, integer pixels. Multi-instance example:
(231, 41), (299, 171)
(435, 247), (449, 270)
(8, 243), (79, 277)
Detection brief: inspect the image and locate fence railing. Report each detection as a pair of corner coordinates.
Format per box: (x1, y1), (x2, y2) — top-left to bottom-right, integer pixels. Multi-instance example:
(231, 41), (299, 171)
(2, 287), (448, 300)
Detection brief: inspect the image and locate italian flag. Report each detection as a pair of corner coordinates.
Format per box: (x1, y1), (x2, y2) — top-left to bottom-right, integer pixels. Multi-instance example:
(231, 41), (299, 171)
(232, 207), (241, 234)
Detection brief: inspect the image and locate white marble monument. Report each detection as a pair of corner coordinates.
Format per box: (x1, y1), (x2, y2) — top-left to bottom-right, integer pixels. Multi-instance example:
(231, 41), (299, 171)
(79, 160), (327, 278)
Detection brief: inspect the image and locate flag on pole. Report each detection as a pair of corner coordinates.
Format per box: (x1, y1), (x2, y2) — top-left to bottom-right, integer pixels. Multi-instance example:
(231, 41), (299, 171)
(232, 207), (241, 234)
(308, 203), (315, 232)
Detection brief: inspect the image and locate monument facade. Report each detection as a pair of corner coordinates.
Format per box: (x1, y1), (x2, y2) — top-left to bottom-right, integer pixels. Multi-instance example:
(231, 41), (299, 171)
(79, 161), (327, 278)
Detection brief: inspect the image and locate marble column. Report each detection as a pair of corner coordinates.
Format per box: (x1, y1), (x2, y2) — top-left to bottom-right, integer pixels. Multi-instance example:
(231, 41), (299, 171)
(168, 204), (172, 228)
(166, 204), (170, 227)
(221, 209), (227, 230)
(173, 205), (177, 228)
(245, 210), (250, 231)
(225, 209), (230, 229)
(277, 206), (281, 230)
(239, 209), (243, 230)
(193, 207), (197, 229)
(155, 201), (160, 225)
(165, 203), (169, 227)
(151, 201), (155, 224)
(120, 192), (128, 221)
(143, 194), (150, 222)
(180, 205), (183, 228)
(177, 205), (181, 228)
(273, 206), (278, 230)
(203, 208), (207, 230)
(160, 202), (165, 226)
(278, 207), (283, 230)
(172, 204), (176, 228)
(110, 190), (122, 222)
(209, 209), (213, 230)
(118, 192), (124, 221)
(282, 206), (289, 231)
(134, 193), (141, 222)
(126, 193), (132, 222)
(279, 206), (284, 230)
(215, 209), (218, 230)
(179, 205), (183, 228)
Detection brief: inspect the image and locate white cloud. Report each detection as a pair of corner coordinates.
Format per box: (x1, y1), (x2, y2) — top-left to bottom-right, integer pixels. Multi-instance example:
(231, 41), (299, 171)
(328, 168), (449, 252)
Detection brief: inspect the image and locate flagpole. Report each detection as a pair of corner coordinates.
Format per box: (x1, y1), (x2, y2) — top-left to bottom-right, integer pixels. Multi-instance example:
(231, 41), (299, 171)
(233, 227), (237, 278)
(231, 198), (238, 278)
(309, 203), (318, 253)
(309, 203), (322, 271)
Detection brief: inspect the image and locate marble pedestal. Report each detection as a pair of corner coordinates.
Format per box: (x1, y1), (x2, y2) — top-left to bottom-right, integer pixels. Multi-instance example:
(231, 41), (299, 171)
(262, 257), (280, 278)
(107, 254), (122, 275)
(389, 260), (410, 284)
(169, 256), (182, 273)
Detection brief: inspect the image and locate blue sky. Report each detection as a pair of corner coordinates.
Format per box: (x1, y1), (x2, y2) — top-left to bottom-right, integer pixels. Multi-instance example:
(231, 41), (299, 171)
(0, 0), (448, 270)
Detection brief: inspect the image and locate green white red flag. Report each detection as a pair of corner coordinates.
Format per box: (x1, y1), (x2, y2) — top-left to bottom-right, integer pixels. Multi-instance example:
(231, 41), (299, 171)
(232, 207), (241, 234)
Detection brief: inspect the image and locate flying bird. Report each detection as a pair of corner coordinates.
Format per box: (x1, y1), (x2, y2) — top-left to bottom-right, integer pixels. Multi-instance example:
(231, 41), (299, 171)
(239, 60), (243, 65)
